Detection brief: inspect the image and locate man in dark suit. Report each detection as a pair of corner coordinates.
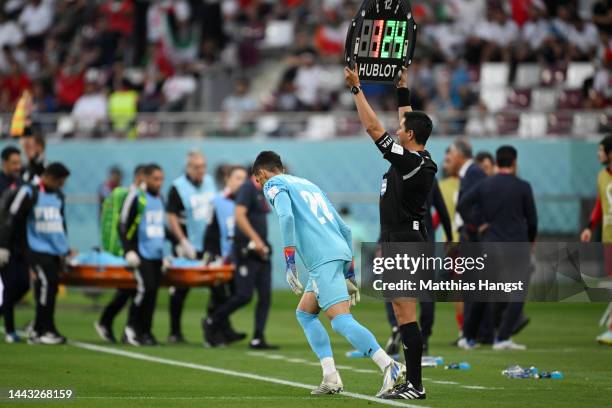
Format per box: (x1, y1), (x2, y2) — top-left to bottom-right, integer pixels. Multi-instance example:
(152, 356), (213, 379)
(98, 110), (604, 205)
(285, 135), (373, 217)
(457, 145), (538, 350)
(446, 139), (487, 243)
(445, 139), (491, 347)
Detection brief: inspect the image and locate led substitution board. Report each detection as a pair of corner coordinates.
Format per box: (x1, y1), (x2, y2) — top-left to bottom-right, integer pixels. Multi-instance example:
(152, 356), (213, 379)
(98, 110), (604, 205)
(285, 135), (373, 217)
(344, 0), (417, 83)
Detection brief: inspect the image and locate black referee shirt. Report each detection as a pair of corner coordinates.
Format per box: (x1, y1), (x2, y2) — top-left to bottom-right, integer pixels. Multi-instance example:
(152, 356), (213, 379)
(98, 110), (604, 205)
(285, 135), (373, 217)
(375, 133), (437, 233)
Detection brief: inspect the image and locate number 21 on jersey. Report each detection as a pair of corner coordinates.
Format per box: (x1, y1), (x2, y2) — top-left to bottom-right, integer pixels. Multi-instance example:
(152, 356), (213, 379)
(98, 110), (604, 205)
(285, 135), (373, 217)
(300, 191), (334, 224)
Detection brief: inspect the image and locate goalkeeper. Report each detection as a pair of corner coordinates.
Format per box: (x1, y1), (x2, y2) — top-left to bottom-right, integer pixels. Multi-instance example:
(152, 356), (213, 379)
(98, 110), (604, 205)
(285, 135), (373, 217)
(253, 151), (405, 397)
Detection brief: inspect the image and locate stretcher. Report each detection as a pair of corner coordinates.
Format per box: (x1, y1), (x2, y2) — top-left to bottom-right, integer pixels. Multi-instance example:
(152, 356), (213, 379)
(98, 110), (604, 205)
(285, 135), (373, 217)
(60, 254), (233, 288)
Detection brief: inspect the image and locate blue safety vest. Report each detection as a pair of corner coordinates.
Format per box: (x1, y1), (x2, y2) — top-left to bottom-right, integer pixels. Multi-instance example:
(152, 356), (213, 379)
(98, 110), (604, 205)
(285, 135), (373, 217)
(172, 174), (216, 252)
(213, 193), (236, 259)
(137, 192), (165, 260)
(25, 185), (69, 256)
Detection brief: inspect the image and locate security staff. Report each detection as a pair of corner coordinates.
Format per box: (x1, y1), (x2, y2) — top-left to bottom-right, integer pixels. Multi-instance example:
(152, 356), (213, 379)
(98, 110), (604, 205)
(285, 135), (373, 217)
(457, 145), (537, 350)
(119, 164), (166, 346)
(203, 165), (248, 343)
(0, 146), (29, 343)
(345, 66), (436, 400)
(166, 150), (217, 343)
(95, 165), (147, 344)
(0, 163), (71, 345)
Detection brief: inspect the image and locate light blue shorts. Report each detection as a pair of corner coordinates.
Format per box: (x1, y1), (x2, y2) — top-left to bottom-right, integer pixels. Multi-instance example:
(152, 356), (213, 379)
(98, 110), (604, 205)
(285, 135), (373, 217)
(305, 260), (350, 311)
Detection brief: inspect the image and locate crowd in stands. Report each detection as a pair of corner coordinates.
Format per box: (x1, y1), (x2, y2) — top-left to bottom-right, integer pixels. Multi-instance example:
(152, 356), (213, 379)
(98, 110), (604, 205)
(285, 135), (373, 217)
(0, 0), (610, 138)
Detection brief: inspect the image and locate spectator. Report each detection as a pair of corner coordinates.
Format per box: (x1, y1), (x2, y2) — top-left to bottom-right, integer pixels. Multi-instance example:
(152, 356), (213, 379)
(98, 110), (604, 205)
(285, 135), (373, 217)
(222, 78), (258, 135)
(0, 10), (24, 73)
(55, 55), (85, 111)
(592, 0), (612, 33)
(465, 101), (498, 137)
(567, 15), (600, 61)
(108, 78), (139, 138)
(18, 0), (54, 51)
(293, 51), (323, 109)
(71, 69), (108, 137)
(266, 77), (303, 112)
(161, 63), (196, 112)
(475, 6), (519, 62)
(0, 59), (31, 110)
(517, 2), (554, 63)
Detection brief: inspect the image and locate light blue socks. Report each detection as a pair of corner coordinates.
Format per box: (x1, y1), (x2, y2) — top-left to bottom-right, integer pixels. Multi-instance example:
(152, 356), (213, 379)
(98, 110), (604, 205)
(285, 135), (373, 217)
(330, 313), (381, 358)
(296, 310), (333, 360)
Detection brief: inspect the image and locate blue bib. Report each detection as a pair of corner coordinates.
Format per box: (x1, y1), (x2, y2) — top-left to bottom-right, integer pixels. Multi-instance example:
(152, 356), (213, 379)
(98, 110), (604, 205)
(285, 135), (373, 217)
(137, 192), (165, 260)
(25, 185), (69, 256)
(172, 174), (216, 252)
(213, 193), (236, 259)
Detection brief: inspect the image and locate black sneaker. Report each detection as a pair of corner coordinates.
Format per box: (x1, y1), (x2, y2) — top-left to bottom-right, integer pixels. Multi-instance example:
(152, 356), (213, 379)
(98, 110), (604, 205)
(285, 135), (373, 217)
(141, 333), (159, 346)
(249, 338), (279, 350)
(380, 382), (426, 400)
(223, 327), (247, 343)
(167, 333), (187, 344)
(385, 327), (401, 355)
(202, 318), (226, 348)
(94, 322), (117, 343)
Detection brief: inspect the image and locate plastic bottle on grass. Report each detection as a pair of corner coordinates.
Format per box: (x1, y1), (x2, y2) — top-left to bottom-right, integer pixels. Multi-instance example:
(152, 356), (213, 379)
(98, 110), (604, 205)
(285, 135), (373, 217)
(444, 362), (470, 370)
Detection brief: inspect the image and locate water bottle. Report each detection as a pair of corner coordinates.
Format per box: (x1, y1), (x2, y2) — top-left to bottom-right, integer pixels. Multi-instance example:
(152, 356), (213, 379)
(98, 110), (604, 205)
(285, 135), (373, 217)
(536, 371), (564, 380)
(421, 356), (444, 367)
(502, 365), (538, 378)
(445, 362), (470, 370)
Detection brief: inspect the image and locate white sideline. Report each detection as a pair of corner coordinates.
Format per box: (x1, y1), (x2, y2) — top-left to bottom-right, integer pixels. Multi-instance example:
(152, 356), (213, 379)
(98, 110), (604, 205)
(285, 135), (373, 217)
(70, 341), (430, 408)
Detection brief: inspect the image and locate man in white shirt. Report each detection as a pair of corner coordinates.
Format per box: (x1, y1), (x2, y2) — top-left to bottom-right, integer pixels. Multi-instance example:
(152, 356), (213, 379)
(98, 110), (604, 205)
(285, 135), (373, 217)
(472, 6), (518, 62)
(72, 70), (108, 137)
(0, 10), (24, 72)
(568, 18), (600, 60)
(18, 0), (53, 50)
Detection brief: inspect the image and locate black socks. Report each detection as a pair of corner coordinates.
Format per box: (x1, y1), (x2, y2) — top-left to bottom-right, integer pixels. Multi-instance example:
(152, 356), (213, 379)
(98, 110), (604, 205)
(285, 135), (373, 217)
(399, 321), (423, 389)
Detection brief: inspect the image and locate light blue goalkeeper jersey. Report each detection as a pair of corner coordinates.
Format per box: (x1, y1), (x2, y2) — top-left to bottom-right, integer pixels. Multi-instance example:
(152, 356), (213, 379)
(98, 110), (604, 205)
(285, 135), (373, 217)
(264, 174), (352, 270)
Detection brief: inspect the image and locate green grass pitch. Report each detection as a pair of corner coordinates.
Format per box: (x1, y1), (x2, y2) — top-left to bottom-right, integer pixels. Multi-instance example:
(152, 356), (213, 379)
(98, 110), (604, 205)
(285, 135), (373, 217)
(1, 289), (611, 407)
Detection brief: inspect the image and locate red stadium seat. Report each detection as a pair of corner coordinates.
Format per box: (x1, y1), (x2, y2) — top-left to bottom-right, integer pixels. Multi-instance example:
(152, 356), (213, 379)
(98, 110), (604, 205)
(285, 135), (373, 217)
(540, 65), (567, 87)
(558, 89), (584, 110)
(547, 112), (574, 136)
(496, 112), (520, 136)
(507, 89), (532, 110)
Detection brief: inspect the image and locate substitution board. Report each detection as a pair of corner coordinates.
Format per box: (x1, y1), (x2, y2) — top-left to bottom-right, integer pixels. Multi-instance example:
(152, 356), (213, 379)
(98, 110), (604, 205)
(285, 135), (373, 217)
(344, 0), (417, 83)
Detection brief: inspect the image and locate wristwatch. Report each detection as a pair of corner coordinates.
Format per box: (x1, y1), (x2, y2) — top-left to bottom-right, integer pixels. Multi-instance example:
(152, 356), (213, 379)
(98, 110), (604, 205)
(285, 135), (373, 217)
(350, 85), (361, 95)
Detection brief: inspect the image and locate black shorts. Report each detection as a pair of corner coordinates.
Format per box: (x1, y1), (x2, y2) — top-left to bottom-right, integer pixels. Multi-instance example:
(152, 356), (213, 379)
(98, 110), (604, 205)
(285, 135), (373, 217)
(380, 224), (427, 243)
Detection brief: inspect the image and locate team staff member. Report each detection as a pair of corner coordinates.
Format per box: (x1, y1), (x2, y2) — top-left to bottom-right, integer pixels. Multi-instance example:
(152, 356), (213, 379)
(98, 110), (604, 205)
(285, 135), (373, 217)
(0, 163), (71, 345)
(202, 165), (248, 344)
(0, 146), (29, 343)
(119, 164), (166, 346)
(345, 65), (436, 400)
(204, 168), (277, 349)
(166, 150), (217, 343)
(445, 140), (492, 345)
(457, 146), (537, 350)
(580, 134), (612, 345)
(95, 165), (147, 344)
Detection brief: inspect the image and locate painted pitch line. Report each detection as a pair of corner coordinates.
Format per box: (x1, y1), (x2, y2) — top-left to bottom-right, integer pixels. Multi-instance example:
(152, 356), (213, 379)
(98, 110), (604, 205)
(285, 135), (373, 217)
(70, 341), (429, 408)
(77, 396), (326, 400)
(246, 351), (500, 390)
